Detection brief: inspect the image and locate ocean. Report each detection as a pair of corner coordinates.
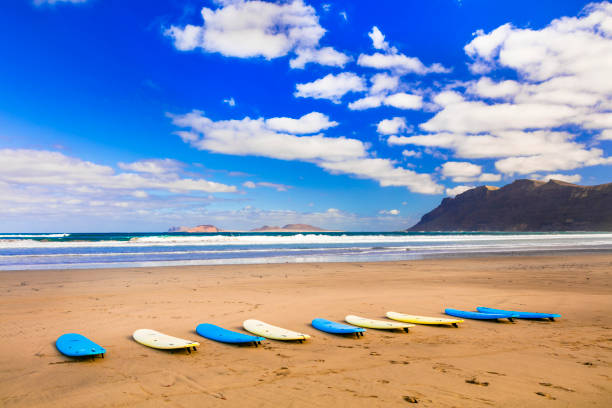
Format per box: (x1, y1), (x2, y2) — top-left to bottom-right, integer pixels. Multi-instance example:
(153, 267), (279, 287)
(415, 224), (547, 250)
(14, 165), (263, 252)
(1, 231), (612, 270)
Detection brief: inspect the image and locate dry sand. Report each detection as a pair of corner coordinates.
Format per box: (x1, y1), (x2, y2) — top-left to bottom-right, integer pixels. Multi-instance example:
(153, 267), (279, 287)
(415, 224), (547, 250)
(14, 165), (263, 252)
(1, 254), (611, 407)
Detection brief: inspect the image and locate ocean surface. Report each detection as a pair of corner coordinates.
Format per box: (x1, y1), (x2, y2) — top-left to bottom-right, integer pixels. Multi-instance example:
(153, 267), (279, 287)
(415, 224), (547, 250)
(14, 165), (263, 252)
(1, 231), (612, 270)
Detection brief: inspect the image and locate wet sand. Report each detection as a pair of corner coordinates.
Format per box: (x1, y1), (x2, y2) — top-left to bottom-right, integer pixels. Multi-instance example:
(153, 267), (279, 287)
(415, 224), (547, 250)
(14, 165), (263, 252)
(0, 254), (611, 407)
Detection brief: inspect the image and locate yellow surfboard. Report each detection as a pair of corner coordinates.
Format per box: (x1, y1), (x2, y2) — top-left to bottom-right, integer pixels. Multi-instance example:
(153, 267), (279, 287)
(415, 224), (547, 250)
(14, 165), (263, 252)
(386, 311), (463, 326)
(345, 315), (415, 331)
(243, 319), (311, 342)
(133, 329), (200, 351)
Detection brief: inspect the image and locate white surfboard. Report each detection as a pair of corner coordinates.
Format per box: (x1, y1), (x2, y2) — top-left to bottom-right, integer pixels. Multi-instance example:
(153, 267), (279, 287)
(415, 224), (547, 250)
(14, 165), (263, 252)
(133, 329), (200, 350)
(243, 319), (311, 341)
(345, 315), (415, 331)
(386, 311), (463, 326)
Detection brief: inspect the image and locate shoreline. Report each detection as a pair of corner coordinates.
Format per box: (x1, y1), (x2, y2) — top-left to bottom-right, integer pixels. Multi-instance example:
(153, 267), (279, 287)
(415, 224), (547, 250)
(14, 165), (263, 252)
(1, 254), (611, 407)
(3, 246), (612, 271)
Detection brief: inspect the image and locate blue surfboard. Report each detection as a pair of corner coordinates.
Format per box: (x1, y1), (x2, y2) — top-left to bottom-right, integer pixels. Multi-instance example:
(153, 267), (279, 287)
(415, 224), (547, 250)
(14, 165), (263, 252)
(196, 323), (265, 344)
(312, 318), (366, 335)
(445, 308), (519, 321)
(56, 333), (106, 357)
(477, 307), (561, 320)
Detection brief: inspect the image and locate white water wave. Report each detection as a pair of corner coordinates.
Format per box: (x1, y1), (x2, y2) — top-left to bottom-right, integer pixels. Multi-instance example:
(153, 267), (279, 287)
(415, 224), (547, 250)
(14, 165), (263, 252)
(1, 232), (612, 249)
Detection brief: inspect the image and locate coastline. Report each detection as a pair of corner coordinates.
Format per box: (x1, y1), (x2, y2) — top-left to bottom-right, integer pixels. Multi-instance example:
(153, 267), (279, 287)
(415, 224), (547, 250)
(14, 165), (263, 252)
(1, 254), (611, 407)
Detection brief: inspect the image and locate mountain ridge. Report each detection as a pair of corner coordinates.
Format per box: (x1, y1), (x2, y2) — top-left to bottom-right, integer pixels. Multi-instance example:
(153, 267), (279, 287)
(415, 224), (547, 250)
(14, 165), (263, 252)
(408, 179), (612, 231)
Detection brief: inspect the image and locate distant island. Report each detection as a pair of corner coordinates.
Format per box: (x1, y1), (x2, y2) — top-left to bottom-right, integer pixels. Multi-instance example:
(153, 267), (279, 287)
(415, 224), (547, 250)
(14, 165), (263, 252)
(168, 225), (223, 233)
(408, 179), (612, 231)
(168, 224), (333, 233)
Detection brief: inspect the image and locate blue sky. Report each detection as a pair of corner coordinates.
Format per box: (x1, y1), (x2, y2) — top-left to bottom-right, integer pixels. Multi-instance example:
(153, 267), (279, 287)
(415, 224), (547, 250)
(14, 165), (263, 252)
(1, 0), (611, 231)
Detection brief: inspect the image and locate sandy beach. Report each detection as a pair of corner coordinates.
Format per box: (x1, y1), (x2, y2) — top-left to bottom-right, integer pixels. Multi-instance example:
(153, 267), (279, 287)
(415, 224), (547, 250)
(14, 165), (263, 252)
(1, 253), (611, 407)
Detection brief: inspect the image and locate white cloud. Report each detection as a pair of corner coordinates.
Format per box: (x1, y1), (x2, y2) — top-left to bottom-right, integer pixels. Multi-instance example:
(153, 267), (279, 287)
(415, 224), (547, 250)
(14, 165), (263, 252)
(377, 117), (406, 135)
(0, 149), (236, 194)
(265, 112), (338, 134)
(358, 52), (450, 75)
(445, 185), (473, 197)
(349, 92), (422, 111)
(441, 161), (482, 181)
(384, 92), (423, 110)
(223, 97), (236, 106)
(402, 3), (612, 175)
(295, 72), (366, 103)
(402, 150), (422, 158)
(357, 26), (451, 75)
(538, 173), (582, 183)
(467, 77), (521, 99)
(318, 158), (443, 194)
(171, 110), (443, 194)
(0, 149), (241, 228)
(347, 95), (383, 110)
(369, 26), (391, 51)
(599, 129), (612, 140)
(379, 209), (400, 215)
(369, 73), (400, 94)
(165, 0), (324, 59)
(289, 46), (350, 69)
(118, 159), (183, 175)
(170, 110), (366, 162)
(243, 181), (290, 191)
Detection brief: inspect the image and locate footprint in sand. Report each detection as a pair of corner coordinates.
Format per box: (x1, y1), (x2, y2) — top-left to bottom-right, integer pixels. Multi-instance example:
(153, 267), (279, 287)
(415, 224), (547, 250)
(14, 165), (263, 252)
(535, 391), (556, 400)
(465, 378), (489, 386)
(539, 383), (575, 392)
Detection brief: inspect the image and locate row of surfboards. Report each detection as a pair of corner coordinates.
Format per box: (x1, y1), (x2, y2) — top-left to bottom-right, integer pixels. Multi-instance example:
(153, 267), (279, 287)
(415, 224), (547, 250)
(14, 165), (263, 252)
(55, 306), (561, 358)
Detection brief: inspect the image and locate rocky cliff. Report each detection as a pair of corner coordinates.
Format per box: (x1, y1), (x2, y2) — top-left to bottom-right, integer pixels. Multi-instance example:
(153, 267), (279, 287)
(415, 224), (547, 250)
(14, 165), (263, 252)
(408, 179), (612, 231)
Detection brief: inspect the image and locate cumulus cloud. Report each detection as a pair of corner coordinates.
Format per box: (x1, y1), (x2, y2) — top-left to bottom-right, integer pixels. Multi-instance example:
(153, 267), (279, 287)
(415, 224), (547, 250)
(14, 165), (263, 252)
(441, 161), (482, 181)
(538, 173), (582, 183)
(368, 26), (391, 51)
(0, 149), (240, 228)
(165, 0), (322, 58)
(348, 92), (422, 111)
(379, 209), (400, 215)
(165, 0), (346, 69)
(369, 73), (400, 94)
(295, 72), (366, 103)
(289, 46), (350, 69)
(170, 110), (443, 194)
(265, 112), (338, 134)
(118, 159), (183, 175)
(440, 161), (501, 183)
(377, 117), (406, 135)
(445, 185), (473, 197)
(359, 27), (450, 74)
(384, 92), (423, 110)
(358, 52), (450, 75)
(0, 149), (236, 194)
(399, 3), (612, 175)
(357, 26), (450, 75)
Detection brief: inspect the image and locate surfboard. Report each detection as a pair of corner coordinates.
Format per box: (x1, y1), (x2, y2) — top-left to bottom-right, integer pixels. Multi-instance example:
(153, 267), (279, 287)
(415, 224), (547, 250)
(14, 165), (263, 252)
(196, 323), (265, 345)
(386, 311), (463, 327)
(243, 319), (311, 342)
(445, 308), (519, 321)
(311, 318), (366, 335)
(345, 315), (415, 331)
(56, 333), (106, 358)
(476, 306), (561, 320)
(132, 329), (199, 351)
